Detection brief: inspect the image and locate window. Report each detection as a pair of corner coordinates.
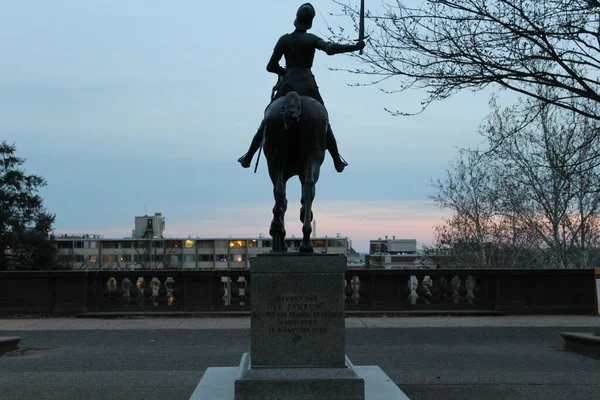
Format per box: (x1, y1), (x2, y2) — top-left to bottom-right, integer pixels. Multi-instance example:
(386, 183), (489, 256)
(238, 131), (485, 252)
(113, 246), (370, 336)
(217, 254), (227, 262)
(75, 241), (84, 249)
(370, 243), (386, 253)
(169, 255), (182, 263)
(75, 255), (85, 262)
(260, 240), (272, 248)
(102, 254), (117, 263)
(102, 241), (119, 249)
(153, 255), (163, 263)
(88, 255), (98, 263)
(248, 240), (258, 248)
(57, 241), (72, 249)
(185, 240), (195, 249)
(312, 239), (325, 248)
(197, 241), (214, 249)
(327, 239), (346, 248)
(120, 241), (132, 249)
(119, 255), (131, 262)
(232, 254), (246, 262)
(153, 241), (163, 248)
(166, 240), (181, 249)
(183, 254), (195, 262)
(215, 240), (228, 248)
(229, 240), (246, 248)
(135, 241), (147, 249)
(88, 241), (98, 249)
(201, 254), (214, 262)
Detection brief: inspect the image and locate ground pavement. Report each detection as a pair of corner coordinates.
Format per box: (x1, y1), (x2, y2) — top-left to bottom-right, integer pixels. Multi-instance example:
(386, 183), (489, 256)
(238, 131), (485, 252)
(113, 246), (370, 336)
(0, 316), (599, 400)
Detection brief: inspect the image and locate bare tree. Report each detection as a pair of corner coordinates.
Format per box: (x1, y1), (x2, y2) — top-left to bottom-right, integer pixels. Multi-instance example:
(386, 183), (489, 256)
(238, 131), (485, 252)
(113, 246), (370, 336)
(433, 97), (600, 268)
(431, 150), (501, 268)
(331, 0), (600, 118)
(485, 98), (600, 267)
(126, 240), (180, 270)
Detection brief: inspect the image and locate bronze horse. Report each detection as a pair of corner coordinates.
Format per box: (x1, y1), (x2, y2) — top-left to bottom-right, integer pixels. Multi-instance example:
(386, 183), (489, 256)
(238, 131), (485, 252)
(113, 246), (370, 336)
(262, 91), (328, 253)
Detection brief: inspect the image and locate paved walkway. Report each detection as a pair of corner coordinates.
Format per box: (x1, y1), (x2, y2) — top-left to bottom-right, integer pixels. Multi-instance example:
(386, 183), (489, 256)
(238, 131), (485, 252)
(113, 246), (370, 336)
(1, 316), (599, 400)
(1, 315), (599, 330)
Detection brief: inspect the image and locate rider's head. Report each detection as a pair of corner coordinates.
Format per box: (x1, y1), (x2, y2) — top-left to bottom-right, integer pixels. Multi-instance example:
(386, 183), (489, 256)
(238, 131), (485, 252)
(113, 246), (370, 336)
(294, 3), (316, 31)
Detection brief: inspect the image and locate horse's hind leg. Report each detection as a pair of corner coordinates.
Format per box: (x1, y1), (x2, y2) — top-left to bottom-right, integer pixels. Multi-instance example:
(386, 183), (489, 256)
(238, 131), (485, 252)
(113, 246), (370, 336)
(269, 170), (288, 252)
(299, 160), (320, 253)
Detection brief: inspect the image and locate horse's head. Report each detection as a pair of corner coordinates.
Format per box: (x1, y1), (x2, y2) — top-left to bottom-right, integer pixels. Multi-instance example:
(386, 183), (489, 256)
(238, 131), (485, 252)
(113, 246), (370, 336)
(280, 91), (302, 130)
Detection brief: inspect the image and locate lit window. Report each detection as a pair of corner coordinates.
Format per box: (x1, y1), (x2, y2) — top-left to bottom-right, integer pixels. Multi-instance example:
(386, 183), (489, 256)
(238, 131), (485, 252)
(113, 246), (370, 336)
(229, 240), (246, 248)
(89, 255), (98, 263)
(249, 240), (257, 248)
(232, 254), (246, 262)
(185, 240), (195, 249)
(102, 255), (116, 262)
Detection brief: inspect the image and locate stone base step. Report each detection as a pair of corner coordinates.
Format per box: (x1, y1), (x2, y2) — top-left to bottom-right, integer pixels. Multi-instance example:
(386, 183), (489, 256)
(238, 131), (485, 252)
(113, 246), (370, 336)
(190, 360), (410, 400)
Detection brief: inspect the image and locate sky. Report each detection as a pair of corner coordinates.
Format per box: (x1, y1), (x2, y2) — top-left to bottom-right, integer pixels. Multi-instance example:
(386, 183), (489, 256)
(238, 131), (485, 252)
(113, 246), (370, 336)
(0, 0), (499, 252)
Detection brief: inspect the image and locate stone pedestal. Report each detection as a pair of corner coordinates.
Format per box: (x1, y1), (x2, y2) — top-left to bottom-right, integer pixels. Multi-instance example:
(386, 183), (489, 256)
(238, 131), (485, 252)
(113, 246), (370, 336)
(190, 254), (410, 400)
(235, 254), (364, 400)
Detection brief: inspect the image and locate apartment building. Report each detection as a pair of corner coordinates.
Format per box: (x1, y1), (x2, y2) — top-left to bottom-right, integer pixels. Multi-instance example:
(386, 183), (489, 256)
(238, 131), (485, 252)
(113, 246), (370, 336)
(54, 235), (348, 270)
(365, 236), (435, 269)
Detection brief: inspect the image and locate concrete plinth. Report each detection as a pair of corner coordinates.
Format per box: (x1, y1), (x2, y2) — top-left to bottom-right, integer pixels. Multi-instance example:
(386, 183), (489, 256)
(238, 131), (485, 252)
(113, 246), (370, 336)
(190, 254), (409, 400)
(190, 363), (410, 400)
(235, 353), (364, 400)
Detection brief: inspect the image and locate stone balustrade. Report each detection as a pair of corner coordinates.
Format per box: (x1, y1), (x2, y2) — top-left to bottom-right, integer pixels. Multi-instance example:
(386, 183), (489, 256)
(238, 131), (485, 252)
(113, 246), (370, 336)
(0, 268), (595, 315)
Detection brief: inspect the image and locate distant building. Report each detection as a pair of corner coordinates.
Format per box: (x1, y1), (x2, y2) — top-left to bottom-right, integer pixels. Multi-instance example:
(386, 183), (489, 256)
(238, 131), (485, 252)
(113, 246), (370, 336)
(54, 236), (348, 270)
(369, 237), (417, 255)
(365, 236), (435, 269)
(134, 213), (165, 239)
(53, 213), (348, 270)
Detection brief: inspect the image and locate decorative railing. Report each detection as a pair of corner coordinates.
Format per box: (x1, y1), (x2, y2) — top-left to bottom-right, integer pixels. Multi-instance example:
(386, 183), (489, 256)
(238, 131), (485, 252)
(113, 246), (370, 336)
(0, 268), (595, 315)
(343, 269), (495, 311)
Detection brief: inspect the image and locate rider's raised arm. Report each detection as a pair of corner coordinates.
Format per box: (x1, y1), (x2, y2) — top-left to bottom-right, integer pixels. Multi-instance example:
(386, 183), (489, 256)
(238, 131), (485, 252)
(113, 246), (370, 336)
(315, 37), (364, 56)
(266, 35), (287, 76)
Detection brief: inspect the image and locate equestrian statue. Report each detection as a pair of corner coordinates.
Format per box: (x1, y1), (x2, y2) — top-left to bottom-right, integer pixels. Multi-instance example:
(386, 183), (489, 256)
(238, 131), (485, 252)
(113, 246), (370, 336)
(239, 2), (365, 253)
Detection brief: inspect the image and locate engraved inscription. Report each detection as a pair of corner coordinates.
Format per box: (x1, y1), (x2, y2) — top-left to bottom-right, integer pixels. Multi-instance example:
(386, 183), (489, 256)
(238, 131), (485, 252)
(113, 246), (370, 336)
(252, 293), (342, 338)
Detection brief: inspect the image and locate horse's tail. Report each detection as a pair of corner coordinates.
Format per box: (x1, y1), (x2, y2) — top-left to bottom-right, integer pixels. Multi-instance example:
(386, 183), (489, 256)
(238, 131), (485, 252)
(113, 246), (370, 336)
(280, 91), (302, 130)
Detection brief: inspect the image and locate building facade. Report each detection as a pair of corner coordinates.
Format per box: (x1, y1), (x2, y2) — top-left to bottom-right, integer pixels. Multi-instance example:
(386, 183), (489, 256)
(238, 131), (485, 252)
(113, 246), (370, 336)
(365, 237), (436, 269)
(54, 235), (348, 270)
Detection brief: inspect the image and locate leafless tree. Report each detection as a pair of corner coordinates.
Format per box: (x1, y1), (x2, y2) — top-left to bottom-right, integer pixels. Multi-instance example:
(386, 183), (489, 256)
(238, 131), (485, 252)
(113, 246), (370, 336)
(430, 150), (501, 268)
(122, 240), (180, 270)
(485, 98), (600, 267)
(433, 97), (600, 268)
(55, 247), (93, 270)
(330, 0), (600, 118)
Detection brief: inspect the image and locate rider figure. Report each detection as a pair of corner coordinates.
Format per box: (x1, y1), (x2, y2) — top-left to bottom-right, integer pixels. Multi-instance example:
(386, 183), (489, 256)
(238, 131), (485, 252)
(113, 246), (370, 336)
(238, 3), (365, 173)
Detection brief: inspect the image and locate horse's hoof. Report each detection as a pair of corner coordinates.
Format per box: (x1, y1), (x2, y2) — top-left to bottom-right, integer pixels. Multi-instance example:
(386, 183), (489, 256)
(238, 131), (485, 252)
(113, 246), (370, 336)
(238, 154), (252, 168)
